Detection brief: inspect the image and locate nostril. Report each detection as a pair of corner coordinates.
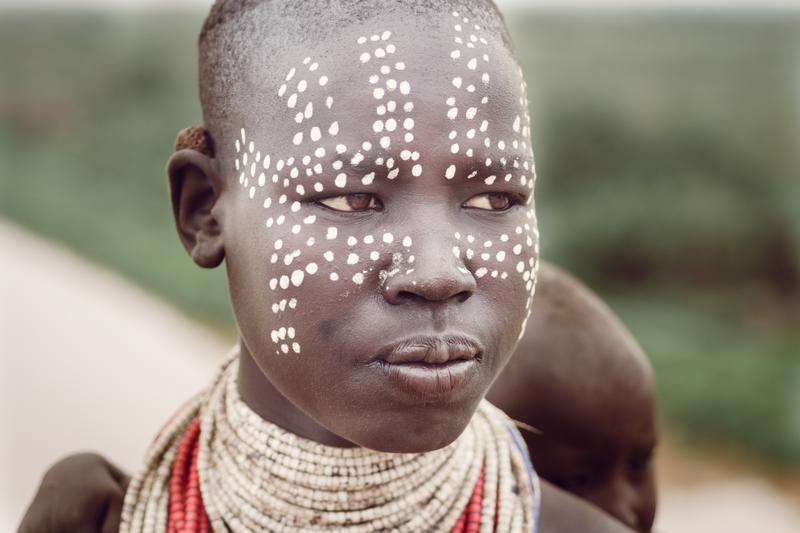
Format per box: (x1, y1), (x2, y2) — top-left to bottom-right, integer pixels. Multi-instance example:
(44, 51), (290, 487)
(396, 290), (417, 301)
(453, 290), (472, 303)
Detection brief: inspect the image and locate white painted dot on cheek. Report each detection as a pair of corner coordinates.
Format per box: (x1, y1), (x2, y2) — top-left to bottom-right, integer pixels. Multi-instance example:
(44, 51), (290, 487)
(306, 263), (318, 275)
(445, 165), (456, 179)
(291, 270), (305, 287)
(326, 227), (338, 240)
(324, 251), (334, 261)
(402, 236), (413, 247)
(412, 164), (423, 177)
(352, 272), (365, 285)
(382, 232), (394, 244)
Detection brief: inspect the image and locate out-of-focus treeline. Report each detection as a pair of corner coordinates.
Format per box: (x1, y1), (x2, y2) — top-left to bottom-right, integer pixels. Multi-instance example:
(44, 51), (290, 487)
(1, 10), (798, 468)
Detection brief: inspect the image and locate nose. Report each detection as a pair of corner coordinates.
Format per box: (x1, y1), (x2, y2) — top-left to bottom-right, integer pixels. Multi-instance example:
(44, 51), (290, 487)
(382, 235), (476, 305)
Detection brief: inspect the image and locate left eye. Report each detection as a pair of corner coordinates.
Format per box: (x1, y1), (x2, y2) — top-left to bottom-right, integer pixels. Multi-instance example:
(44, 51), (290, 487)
(463, 192), (516, 211)
(318, 193), (382, 212)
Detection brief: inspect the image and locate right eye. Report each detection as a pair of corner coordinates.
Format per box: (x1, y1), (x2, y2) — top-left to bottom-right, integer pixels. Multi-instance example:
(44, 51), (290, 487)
(318, 193), (382, 212)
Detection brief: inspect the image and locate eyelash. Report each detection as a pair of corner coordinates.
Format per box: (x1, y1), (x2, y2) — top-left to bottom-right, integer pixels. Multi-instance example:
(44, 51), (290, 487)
(316, 192), (521, 213)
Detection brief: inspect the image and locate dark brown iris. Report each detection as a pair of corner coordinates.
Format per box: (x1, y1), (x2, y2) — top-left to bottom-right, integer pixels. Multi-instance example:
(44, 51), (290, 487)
(488, 193), (512, 210)
(347, 193), (375, 211)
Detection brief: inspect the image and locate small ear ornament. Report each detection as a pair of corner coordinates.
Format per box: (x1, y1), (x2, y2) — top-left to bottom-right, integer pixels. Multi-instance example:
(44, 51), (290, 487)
(175, 126), (215, 157)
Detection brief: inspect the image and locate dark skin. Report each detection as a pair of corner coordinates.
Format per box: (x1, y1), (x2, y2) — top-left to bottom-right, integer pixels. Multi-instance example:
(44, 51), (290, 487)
(17, 266), (637, 533)
(17, 268), (638, 533)
(17, 453), (129, 533)
(177, 13), (538, 453)
(488, 263), (659, 533)
(18, 9), (635, 533)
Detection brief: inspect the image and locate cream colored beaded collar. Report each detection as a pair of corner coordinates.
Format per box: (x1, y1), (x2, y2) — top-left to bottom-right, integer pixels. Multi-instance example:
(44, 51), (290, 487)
(121, 348), (541, 532)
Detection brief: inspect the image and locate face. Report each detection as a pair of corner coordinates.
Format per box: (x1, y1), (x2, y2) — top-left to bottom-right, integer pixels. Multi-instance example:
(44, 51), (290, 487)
(220, 11), (539, 453)
(527, 378), (658, 533)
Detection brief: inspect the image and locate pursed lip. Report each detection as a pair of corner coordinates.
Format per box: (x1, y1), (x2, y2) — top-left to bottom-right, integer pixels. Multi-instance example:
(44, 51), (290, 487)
(374, 334), (483, 365)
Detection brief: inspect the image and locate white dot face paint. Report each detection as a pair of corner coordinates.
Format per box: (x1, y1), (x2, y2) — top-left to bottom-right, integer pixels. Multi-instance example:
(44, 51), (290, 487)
(230, 19), (538, 360)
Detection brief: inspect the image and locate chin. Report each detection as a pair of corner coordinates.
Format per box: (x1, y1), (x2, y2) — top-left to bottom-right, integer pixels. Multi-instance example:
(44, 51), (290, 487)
(345, 401), (478, 454)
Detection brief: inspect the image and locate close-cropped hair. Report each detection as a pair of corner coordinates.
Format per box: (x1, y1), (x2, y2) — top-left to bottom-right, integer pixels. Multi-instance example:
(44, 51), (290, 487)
(197, 0), (512, 149)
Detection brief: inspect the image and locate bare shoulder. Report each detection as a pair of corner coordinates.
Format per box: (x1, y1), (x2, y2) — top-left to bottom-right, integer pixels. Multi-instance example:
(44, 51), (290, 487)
(538, 480), (634, 533)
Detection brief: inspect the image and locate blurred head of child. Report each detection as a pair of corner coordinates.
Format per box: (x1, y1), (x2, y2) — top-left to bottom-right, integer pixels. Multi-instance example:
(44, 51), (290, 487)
(489, 263), (658, 532)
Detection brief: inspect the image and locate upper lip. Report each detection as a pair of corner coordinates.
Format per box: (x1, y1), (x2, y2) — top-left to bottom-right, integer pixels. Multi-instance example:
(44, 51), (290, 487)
(375, 335), (482, 365)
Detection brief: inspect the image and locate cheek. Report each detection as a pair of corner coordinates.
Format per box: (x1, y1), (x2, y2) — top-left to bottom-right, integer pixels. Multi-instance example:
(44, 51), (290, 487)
(258, 205), (419, 356)
(451, 218), (540, 335)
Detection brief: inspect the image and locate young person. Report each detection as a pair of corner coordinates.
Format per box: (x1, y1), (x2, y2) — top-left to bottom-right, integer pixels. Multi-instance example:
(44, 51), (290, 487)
(16, 266), (643, 533)
(489, 264), (659, 533)
(18, 1), (637, 531)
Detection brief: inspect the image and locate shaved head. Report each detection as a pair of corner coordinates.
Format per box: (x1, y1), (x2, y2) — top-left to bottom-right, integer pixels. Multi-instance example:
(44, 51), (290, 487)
(197, 0), (513, 151)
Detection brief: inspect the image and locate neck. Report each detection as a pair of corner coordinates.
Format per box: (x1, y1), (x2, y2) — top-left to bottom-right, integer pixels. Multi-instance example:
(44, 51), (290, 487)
(236, 340), (358, 448)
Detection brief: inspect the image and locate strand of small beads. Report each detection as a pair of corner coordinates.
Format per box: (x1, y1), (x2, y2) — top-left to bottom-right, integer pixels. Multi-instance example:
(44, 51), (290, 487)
(120, 348), (540, 533)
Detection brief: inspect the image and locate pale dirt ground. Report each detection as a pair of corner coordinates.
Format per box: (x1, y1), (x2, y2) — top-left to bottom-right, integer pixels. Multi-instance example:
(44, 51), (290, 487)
(2, 219), (799, 532)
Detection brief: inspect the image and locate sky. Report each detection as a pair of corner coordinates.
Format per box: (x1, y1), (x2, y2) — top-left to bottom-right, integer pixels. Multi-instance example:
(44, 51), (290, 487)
(0, 0), (798, 11)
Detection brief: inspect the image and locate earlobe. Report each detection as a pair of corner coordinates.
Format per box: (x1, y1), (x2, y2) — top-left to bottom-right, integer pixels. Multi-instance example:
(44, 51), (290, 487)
(167, 148), (226, 269)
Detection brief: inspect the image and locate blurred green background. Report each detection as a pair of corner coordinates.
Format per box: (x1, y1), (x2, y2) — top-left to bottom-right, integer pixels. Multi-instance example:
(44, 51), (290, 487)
(1, 9), (798, 469)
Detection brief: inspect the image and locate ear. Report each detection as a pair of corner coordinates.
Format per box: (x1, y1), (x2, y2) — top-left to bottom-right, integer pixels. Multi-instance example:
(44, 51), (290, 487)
(167, 148), (226, 268)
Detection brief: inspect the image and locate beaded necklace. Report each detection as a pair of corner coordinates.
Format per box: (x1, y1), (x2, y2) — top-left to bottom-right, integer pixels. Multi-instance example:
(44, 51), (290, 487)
(120, 349), (541, 532)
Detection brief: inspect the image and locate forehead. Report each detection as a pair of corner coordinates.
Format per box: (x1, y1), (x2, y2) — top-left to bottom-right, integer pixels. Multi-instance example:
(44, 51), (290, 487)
(233, 12), (531, 170)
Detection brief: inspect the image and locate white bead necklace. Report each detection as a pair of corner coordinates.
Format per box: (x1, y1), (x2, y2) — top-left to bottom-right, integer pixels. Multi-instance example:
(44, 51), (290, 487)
(120, 348), (541, 532)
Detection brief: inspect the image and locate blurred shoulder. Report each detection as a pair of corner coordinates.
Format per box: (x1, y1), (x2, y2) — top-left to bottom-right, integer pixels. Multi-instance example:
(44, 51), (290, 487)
(538, 480), (634, 533)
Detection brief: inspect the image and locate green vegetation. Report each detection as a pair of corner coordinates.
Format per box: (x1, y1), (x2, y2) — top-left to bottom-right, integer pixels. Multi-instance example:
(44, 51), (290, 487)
(1, 10), (798, 466)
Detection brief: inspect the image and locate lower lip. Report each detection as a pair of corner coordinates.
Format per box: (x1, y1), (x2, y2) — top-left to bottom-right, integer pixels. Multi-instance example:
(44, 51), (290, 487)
(376, 359), (478, 400)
